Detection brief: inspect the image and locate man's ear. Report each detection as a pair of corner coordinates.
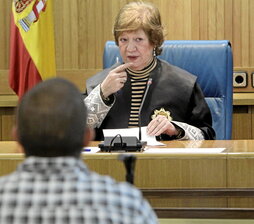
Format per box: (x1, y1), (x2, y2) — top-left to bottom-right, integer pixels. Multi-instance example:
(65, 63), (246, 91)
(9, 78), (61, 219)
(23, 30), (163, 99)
(11, 126), (24, 153)
(11, 126), (18, 141)
(83, 127), (95, 147)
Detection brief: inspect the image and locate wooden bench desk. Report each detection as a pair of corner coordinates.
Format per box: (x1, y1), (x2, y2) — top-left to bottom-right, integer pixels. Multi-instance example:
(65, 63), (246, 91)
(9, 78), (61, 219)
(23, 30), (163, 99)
(1, 140), (254, 218)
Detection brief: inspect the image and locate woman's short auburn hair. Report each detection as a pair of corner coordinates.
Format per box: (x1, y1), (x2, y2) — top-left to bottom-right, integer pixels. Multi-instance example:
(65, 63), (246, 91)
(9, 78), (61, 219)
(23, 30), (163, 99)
(113, 1), (165, 56)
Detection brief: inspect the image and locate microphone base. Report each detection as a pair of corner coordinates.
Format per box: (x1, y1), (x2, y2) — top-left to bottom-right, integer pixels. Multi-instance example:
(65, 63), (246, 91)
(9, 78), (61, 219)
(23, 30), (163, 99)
(98, 136), (146, 152)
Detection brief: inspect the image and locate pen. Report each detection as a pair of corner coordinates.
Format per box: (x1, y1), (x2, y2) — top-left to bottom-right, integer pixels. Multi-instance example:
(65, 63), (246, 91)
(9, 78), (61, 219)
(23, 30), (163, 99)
(84, 148), (91, 152)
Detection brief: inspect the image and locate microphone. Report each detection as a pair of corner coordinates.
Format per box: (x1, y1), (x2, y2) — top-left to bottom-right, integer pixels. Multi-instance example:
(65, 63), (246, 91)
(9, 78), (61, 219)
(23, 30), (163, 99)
(138, 78), (152, 141)
(98, 78), (152, 152)
(118, 154), (137, 184)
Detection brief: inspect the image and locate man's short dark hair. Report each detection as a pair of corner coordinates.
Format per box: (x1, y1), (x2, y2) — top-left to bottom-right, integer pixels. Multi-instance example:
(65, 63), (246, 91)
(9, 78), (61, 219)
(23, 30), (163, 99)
(16, 78), (87, 157)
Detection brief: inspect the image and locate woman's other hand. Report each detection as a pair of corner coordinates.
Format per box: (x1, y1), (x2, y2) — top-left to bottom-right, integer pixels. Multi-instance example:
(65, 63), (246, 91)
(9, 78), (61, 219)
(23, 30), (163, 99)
(147, 115), (178, 137)
(100, 63), (132, 98)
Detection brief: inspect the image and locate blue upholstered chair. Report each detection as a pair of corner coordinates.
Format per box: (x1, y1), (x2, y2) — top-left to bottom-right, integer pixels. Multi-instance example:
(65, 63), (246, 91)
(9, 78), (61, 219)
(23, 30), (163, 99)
(103, 40), (233, 140)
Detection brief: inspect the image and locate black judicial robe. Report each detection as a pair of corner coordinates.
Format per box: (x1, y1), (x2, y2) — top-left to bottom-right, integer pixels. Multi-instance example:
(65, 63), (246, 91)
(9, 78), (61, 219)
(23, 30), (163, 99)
(85, 59), (215, 140)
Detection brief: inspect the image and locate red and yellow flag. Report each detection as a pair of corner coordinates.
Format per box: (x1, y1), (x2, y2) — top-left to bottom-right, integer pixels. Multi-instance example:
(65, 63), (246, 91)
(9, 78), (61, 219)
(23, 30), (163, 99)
(9, 0), (56, 98)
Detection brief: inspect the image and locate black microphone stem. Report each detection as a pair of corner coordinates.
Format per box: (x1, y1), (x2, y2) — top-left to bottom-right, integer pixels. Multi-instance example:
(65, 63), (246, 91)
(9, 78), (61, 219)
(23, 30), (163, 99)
(138, 78), (152, 141)
(118, 154), (137, 185)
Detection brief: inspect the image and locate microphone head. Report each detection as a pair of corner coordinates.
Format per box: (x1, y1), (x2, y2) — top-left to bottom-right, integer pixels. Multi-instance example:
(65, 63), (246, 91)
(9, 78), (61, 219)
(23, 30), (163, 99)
(147, 78), (152, 85)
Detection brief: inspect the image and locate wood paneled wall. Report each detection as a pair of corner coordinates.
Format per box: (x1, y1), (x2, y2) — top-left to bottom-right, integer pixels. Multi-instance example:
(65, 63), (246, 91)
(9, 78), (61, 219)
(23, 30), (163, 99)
(45, 0), (254, 69)
(1, 0), (254, 85)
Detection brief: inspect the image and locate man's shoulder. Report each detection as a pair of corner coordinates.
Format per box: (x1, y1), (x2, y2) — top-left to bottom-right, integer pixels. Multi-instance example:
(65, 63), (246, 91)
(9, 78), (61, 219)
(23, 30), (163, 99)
(90, 171), (142, 196)
(87, 172), (157, 222)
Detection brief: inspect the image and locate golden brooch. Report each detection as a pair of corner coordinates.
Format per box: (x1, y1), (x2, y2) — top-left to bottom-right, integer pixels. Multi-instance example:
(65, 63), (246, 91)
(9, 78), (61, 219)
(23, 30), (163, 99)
(151, 108), (172, 121)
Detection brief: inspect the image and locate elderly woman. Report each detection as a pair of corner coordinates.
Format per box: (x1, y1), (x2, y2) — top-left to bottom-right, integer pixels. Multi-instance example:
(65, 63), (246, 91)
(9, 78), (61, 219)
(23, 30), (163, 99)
(84, 1), (215, 141)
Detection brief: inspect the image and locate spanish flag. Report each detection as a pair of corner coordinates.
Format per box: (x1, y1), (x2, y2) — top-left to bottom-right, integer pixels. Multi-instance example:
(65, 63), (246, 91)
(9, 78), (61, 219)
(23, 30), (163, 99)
(9, 0), (56, 98)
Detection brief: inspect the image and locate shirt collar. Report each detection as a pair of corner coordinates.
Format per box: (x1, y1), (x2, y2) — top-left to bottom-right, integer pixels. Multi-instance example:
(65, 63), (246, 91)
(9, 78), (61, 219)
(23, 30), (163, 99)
(18, 156), (89, 175)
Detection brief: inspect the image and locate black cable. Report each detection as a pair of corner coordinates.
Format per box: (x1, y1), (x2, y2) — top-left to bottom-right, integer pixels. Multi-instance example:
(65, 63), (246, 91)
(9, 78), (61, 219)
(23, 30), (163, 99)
(109, 134), (123, 152)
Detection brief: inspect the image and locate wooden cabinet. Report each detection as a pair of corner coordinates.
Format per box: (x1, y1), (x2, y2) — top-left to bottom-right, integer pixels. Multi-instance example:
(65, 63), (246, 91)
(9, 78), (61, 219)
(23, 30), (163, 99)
(0, 107), (15, 140)
(232, 93), (254, 140)
(0, 96), (17, 141)
(232, 106), (252, 139)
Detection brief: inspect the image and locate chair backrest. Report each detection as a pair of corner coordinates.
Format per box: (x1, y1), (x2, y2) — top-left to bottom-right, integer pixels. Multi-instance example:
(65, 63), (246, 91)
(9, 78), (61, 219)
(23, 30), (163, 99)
(103, 40), (233, 140)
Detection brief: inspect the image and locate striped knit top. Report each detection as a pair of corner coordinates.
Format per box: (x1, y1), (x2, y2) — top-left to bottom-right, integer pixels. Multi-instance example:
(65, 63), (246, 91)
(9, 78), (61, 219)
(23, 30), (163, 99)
(126, 58), (157, 127)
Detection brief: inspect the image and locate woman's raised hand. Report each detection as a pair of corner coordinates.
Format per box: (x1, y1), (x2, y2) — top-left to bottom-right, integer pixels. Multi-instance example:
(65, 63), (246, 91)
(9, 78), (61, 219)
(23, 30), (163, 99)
(100, 63), (133, 98)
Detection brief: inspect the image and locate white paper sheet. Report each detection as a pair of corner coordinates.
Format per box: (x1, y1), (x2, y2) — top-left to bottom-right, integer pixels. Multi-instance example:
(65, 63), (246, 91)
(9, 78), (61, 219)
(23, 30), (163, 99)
(103, 127), (165, 146)
(143, 147), (226, 153)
